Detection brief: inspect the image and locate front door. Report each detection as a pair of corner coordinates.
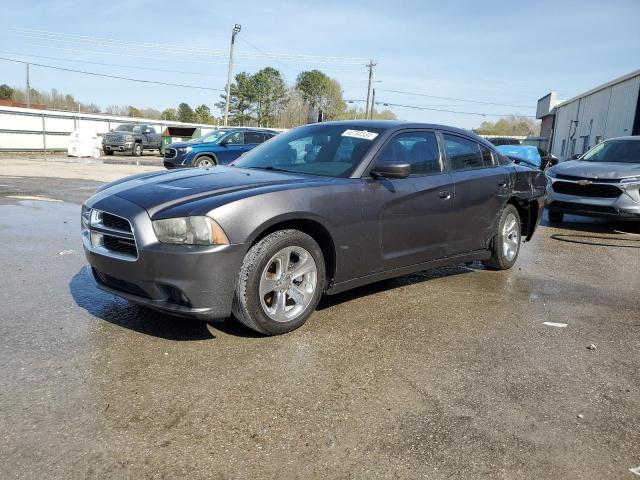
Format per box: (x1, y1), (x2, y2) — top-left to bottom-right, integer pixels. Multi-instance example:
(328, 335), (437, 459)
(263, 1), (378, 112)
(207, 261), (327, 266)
(217, 131), (246, 163)
(441, 132), (510, 255)
(365, 130), (454, 272)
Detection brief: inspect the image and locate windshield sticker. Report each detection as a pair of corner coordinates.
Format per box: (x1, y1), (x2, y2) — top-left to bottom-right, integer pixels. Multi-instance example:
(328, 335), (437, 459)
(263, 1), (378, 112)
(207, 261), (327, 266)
(341, 129), (379, 141)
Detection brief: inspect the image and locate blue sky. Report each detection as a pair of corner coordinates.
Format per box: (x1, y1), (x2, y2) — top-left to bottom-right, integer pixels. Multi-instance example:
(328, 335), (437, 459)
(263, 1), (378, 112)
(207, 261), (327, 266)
(1, 0), (639, 128)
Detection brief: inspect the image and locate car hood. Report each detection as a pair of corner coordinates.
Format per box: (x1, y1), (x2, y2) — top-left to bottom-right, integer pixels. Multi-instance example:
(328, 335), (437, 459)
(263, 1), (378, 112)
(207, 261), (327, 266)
(88, 166), (324, 217)
(550, 160), (640, 180)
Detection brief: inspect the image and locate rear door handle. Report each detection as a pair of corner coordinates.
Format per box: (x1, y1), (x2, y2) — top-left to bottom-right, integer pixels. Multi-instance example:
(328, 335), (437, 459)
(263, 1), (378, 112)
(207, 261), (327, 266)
(438, 191), (451, 200)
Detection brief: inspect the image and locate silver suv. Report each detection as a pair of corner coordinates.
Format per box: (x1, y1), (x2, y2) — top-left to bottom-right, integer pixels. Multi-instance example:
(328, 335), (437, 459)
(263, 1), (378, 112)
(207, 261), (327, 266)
(545, 136), (640, 222)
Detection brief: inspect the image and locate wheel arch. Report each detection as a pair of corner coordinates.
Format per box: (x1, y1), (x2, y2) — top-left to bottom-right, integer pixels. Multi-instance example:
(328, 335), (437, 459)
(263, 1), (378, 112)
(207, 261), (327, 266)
(193, 152), (218, 165)
(247, 215), (337, 289)
(507, 197), (540, 241)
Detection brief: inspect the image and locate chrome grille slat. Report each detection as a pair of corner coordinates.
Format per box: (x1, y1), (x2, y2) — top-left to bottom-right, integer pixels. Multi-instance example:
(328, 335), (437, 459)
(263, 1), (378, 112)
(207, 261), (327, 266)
(87, 210), (138, 260)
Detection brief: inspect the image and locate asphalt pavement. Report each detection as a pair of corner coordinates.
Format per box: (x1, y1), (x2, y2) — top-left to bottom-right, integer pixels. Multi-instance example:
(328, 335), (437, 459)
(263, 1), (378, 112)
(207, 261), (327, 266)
(0, 166), (638, 479)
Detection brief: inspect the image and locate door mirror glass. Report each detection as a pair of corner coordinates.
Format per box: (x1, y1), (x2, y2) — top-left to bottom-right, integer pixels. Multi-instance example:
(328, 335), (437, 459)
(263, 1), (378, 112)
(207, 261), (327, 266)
(571, 153), (582, 160)
(372, 162), (411, 179)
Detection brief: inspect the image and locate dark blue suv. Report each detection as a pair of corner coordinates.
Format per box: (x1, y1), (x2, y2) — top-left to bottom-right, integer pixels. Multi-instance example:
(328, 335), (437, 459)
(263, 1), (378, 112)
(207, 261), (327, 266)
(163, 128), (278, 169)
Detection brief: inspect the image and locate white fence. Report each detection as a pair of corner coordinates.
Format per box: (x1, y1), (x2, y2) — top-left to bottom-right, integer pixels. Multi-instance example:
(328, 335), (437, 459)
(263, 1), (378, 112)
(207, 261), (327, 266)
(0, 105), (219, 152)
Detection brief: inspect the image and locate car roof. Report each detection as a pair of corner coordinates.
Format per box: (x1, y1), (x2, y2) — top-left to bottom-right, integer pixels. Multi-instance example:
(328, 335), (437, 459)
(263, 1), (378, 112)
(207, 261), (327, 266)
(310, 120), (493, 146)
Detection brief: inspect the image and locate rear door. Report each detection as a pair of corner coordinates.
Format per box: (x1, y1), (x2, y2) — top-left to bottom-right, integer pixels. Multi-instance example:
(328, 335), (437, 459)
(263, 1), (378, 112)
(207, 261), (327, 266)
(441, 132), (510, 255)
(364, 129), (454, 271)
(244, 131), (264, 151)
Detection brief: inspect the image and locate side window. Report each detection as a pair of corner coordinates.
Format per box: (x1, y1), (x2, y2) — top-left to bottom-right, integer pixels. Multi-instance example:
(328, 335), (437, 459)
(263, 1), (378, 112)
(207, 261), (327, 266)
(226, 131), (244, 145)
(245, 131), (263, 144)
(443, 134), (485, 171)
(479, 144), (495, 167)
(376, 131), (442, 176)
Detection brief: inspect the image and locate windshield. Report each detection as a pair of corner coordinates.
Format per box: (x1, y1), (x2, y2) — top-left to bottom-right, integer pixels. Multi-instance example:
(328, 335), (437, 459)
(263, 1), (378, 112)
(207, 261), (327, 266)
(189, 130), (227, 143)
(231, 124), (383, 177)
(581, 139), (640, 164)
(115, 124), (135, 132)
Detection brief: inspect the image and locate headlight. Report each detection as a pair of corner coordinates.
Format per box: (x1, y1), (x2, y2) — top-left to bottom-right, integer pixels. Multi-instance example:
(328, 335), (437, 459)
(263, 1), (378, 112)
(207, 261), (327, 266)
(81, 205), (91, 229)
(152, 216), (229, 245)
(620, 176), (640, 184)
(178, 146), (193, 153)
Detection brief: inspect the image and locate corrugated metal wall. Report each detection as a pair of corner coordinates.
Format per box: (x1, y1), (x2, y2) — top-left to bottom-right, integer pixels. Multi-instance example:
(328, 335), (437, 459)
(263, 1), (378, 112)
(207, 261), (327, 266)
(0, 106), (218, 152)
(551, 74), (640, 160)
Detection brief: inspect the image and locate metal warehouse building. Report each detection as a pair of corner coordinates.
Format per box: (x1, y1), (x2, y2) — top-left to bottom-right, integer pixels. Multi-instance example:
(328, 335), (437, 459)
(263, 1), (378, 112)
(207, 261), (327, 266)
(537, 69), (640, 161)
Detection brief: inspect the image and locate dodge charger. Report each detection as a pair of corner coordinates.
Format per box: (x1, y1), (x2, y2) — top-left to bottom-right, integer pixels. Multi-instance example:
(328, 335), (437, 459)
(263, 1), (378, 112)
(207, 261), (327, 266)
(81, 121), (546, 335)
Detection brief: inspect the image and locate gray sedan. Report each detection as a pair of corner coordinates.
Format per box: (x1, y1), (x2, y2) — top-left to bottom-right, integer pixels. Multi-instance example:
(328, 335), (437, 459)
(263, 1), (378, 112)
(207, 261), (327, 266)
(81, 121), (545, 335)
(546, 136), (640, 222)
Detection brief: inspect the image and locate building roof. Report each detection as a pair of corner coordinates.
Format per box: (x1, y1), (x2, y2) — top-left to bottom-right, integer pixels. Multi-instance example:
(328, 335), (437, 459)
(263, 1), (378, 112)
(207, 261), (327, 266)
(556, 69), (640, 108)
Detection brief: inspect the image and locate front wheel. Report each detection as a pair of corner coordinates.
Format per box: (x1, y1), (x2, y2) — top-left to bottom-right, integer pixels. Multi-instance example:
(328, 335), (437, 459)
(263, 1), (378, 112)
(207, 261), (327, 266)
(194, 156), (216, 168)
(232, 230), (325, 335)
(131, 143), (142, 157)
(482, 204), (521, 270)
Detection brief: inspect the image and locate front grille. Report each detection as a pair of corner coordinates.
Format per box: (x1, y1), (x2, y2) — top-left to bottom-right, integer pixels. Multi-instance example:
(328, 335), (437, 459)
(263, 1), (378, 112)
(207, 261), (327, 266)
(555, 174), (620, 184)
(105, 134), (126, 145)
(103, 235), (137, 256)
(552, 181), (621, 198)
(550, 201), (619, 214)
(164, 148), (177, 159)
(101, 212), (132, 232)
(93, 268), (149, 298)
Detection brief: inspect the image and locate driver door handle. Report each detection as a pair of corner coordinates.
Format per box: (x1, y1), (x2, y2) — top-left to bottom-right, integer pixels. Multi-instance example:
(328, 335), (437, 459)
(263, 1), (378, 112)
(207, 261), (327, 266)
(438, 191), (451, 200)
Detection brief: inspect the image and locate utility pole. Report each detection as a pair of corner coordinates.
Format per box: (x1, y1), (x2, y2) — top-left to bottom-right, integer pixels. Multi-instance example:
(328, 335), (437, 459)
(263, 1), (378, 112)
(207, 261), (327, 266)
(365, 60), (376, 118)
(26, 63), (30, 109)
(224, 24), (242, 127)
(370, 88), (376, 120)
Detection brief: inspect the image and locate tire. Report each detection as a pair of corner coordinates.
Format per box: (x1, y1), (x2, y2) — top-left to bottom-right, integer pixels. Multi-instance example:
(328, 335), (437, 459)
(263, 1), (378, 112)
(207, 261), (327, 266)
(482, 204), (521, 270)
(232, 229), (326, 335)
(131, 143), (142, 157)
(104, 149), (114, 156)
(194, 155), (216, 168)
(548, 211), (564, 223)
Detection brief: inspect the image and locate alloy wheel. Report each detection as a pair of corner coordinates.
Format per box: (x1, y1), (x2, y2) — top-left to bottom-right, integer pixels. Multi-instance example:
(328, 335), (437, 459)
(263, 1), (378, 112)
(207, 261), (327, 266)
(259, 246), (318, 322)
(502, 212), (520, 261)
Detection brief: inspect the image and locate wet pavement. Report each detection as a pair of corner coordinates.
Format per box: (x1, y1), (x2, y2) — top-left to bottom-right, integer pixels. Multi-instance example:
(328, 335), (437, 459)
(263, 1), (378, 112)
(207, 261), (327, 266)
(0, 175), (639, 479)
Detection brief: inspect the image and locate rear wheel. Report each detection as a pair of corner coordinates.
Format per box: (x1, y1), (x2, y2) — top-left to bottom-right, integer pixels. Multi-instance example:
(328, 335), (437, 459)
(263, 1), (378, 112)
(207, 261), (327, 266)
(548, 211), (564, 223)
(194, 156), (216, 168)
(232, 230), (325, 335)
(104, 149), (114, 156)
(483, 204), (521, 270)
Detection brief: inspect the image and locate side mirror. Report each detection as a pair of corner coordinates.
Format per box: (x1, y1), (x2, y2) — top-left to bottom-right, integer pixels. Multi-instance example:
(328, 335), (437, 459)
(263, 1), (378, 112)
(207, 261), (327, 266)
(219, 139), (229, 146)
(372, 162), (411, 179)
(570, 153), (582, 160)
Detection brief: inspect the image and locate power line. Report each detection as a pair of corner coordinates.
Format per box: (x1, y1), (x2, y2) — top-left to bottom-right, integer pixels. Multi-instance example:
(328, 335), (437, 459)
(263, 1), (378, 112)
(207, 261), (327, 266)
(236, 34), (290, 69)
(0, 50), (227, 77)
(19, 43), (366, 73)
(378, 88), (535, 109)
(6, 28), (370, 65)
(0, 56), (225, 92)
(377, 101), (537, 118)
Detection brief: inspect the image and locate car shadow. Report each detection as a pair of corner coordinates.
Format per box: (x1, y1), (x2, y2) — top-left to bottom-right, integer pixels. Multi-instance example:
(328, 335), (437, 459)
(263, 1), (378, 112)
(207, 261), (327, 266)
(68, 267), (262, 340)
(318, 264), (476, 310)
(542, 210), (640, 234)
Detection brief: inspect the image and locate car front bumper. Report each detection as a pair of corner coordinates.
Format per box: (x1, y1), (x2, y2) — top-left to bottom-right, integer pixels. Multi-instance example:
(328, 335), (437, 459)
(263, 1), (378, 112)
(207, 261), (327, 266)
(103, 142), (134, 152)
(546, 179), (640, 221)
(82, 195), (245, 319)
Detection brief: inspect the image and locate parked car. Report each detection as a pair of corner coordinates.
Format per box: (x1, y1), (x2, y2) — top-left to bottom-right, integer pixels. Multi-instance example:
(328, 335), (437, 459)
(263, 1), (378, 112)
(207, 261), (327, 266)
(102, 123), (161, 156)
(546, 136), (640, 222)
(487, 137), (522, 146)
(496, 145), (542, 169)
(163, 128), (278, 168)
(81, 121), (546, 335)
